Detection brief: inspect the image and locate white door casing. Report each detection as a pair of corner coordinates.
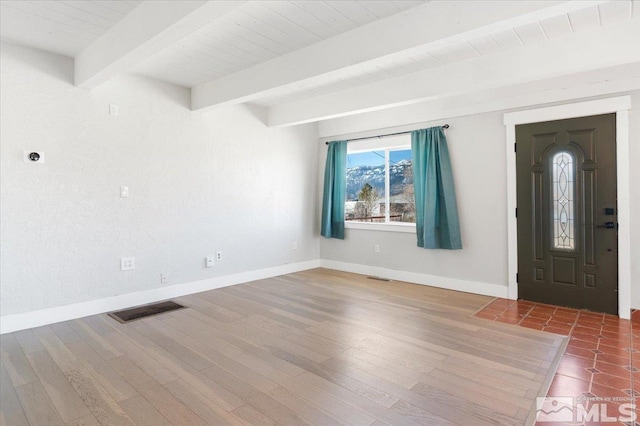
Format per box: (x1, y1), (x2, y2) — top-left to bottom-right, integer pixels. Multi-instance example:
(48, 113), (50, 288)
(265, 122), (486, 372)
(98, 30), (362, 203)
(504, 96), (631, 319)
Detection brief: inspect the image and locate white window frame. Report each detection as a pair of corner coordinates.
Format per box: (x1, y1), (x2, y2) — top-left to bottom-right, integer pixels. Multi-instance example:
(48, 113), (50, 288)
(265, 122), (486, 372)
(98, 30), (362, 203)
(345, 134), (416, 234)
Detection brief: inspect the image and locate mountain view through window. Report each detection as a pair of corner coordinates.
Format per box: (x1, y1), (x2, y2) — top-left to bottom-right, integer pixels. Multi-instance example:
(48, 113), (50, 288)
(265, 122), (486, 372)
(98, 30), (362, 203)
(345, 148), (415, 223)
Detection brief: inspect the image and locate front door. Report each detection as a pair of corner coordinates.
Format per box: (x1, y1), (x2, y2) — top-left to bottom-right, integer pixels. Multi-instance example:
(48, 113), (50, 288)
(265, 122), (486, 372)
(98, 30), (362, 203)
(516, 114), (618, 315)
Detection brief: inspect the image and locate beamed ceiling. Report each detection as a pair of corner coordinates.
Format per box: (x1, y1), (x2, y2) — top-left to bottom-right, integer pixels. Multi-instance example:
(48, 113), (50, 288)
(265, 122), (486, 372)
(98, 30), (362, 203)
(1, 0), (639, 126)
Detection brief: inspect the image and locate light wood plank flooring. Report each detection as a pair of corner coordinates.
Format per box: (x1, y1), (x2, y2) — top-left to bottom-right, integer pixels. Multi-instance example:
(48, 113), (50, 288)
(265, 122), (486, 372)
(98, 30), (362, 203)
(1, 268), (566, 425)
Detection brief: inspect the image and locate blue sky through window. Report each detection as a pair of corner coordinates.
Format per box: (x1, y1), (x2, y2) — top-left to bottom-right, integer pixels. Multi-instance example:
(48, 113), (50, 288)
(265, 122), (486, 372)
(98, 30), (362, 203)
(347, 151), (384, 167)
(347, 149), (411, 167)
(390, 149), (411, 164)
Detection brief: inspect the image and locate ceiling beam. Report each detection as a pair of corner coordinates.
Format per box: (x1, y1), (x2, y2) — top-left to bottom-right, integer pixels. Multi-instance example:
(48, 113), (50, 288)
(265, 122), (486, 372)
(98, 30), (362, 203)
(317, 63), (640, 139)
(75, 1), (246, 89)
(192, 0), (607, 112)
(267, 19), (640, 127)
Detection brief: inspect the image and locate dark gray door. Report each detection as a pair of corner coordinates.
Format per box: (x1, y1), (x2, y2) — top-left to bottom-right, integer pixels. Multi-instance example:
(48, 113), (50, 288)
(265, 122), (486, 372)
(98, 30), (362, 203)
(516, 114), (617, 315)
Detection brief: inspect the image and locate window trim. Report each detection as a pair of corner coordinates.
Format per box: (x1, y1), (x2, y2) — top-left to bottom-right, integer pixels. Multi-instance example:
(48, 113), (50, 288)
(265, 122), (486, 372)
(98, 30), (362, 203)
(345, 135), (415, 231)
(345, 221), (416, 233)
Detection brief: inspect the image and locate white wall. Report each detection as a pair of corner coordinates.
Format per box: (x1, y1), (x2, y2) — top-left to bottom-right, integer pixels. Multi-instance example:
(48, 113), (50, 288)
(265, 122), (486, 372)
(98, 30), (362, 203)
(2, 39), (638, 328)
(318, 91), (640, 309)
(0, 41), (319, 318)
(318, 112), (510, 294)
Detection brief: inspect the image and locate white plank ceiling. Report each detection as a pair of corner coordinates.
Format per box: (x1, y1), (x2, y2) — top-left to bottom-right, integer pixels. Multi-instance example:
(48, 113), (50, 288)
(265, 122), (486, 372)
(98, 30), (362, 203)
(252, 0), (637, 107)
(131, 0), (426, 88)
(0, 0), (141, 57)
(0, 0), (637, 118)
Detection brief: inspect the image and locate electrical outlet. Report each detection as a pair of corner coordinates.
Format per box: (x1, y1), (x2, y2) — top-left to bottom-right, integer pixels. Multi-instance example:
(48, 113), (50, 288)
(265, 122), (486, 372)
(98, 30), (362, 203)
(160, 273), (168, 284)
(292, 241), (298, 250)
(216, 251), (223, 261)
(121, 256), (135, 271)
(374, 244), (380, 253)
(109, 104), (119, 115)
(120, 186), (129, 198)
(205, 256), (214, 268)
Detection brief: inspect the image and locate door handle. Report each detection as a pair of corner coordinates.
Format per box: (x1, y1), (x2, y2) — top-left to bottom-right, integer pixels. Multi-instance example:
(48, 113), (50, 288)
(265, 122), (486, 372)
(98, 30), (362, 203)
(596, 222), (616, 229)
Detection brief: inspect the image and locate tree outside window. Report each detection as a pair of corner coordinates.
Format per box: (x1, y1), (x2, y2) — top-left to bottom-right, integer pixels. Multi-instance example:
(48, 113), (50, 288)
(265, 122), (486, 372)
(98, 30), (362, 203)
(345, 148), (415, 224)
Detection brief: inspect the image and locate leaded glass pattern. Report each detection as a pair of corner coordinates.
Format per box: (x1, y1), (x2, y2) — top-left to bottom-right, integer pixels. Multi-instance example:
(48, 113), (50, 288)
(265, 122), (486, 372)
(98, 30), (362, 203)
(552, 151), (575, 250)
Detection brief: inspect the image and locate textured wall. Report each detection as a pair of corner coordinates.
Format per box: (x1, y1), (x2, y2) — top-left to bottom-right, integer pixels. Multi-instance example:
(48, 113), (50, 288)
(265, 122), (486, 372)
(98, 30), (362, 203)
(319, 112), (510, 289)
(0, 42), (319, 316)
(318, 94), (640, 309)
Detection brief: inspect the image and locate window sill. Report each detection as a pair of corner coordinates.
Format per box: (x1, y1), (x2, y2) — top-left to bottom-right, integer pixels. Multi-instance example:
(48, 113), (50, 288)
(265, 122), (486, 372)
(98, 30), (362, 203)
(345, 221), (416, 233)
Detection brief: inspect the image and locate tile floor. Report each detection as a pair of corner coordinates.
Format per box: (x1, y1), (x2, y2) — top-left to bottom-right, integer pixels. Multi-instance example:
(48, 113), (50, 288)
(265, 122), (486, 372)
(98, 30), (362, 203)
(474, 299), (639, 425)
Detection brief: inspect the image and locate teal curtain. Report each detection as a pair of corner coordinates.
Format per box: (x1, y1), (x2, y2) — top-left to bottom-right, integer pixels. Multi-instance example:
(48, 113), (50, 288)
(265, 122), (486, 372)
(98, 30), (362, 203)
(321, 141), (347, 239)
(411, 127), (462, 249)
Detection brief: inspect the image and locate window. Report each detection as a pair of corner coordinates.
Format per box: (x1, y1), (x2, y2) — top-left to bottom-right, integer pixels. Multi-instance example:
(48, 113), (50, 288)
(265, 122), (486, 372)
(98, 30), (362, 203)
(552, 151), (575, 250)
(345, 136), (415, 225)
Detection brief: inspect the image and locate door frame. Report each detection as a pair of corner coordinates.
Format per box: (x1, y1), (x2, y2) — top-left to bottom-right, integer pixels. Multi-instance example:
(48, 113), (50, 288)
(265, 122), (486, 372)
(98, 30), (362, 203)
(504, 96), (631, 319)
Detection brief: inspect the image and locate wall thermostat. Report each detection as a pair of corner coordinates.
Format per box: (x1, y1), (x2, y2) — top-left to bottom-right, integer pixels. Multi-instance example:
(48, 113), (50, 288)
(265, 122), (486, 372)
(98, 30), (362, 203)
(24, 151), (45, 164)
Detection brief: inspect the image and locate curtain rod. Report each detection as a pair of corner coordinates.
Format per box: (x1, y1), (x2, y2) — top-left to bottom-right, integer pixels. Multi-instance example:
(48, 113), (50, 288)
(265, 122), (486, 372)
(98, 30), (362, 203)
(325, 124), (449, 145)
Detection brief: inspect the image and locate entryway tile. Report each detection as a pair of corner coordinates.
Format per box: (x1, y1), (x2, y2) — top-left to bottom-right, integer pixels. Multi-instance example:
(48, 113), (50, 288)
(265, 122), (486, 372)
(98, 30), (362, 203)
(473, 301), (638, 425)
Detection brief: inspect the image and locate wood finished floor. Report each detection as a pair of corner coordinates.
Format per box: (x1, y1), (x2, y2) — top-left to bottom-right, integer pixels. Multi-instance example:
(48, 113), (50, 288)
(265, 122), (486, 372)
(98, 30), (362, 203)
(475, 299), (640, 425)
(1, 268), (566, 426)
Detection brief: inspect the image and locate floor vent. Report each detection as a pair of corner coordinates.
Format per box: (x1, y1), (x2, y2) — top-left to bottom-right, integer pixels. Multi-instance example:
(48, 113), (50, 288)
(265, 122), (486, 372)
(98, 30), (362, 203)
(108, 301), (185, 324)
(367, 276), (392, 282)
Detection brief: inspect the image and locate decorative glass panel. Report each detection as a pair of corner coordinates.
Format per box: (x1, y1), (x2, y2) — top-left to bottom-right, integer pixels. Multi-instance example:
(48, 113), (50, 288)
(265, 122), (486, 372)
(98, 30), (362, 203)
(552, 151), (575, 250)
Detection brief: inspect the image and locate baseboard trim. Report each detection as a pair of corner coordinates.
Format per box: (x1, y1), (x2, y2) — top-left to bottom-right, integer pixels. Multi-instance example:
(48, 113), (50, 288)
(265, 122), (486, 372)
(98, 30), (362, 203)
(0, 260), (321, 334)
(319, 260), (509, 299)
